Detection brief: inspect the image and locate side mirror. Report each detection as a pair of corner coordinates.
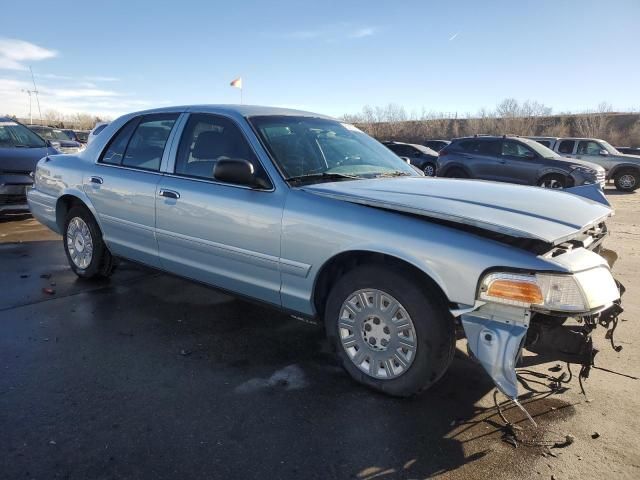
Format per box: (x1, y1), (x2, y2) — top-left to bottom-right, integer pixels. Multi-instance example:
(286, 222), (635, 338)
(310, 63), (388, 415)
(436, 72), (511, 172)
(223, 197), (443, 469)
(524, 151), (536, 159)
(599, 149), (609, 156)
(400, 156), (411, 164)
(213, 158), (268, 188)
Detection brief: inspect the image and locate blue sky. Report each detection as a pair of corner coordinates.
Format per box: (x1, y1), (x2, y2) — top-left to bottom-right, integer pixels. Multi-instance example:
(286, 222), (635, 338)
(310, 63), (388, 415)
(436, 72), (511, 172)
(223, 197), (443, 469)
(1, 0), (638, 119)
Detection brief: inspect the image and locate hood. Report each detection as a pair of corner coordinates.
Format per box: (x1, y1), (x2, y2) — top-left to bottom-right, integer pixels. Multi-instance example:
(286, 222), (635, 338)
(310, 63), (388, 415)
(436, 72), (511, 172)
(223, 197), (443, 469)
(0, 146), (55, 173)
(302, 177), (612, 245)
(620, 153), (640, 162)
(556, 157), (604, 172)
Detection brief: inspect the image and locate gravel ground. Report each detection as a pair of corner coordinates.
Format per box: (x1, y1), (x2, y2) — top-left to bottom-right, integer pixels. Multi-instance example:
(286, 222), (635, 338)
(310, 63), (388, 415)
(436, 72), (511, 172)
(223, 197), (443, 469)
(0, 187), (638, 480)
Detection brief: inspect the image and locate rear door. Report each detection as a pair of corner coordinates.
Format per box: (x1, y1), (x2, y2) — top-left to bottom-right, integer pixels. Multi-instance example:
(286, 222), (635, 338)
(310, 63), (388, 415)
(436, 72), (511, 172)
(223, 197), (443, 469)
(463, 139), (501, 180)
(155, 113), (285, 306)
(84, 113), (179, 268)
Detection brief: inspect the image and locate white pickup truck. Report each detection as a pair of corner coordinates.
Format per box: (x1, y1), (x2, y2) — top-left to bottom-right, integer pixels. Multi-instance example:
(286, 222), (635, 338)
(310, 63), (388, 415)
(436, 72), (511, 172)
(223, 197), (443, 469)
(528, 136), (640, 192)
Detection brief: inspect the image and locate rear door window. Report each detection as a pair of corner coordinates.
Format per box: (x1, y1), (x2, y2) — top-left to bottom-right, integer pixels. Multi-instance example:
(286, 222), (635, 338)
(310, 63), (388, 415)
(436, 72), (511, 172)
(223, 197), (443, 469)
(100, 119), (140, 165)
(558, 140), (576, 154)
(122, 115), (178, 171)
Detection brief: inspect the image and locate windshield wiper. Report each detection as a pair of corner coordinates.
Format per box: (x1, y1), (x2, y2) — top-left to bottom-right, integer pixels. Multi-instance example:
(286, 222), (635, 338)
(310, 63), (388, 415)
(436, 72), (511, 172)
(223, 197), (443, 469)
(374, 171), (413, 178)
(286, 172), (361, 184)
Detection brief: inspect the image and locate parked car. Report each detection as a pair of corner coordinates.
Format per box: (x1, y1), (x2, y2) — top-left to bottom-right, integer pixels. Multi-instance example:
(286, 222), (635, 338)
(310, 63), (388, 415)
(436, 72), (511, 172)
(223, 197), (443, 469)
(87, 122), (109, 144)
(438, 135), (605, 189)
(0, 117), (59, 213)
(383, 141), (439, 176)
(27, 125), (84, 154)
(423, 139), (450, 152)
(28, 105), (624, 402)
(61, 129), (89, 144)
(74, 130), (89, 143)
(528, 137), (640, 192)
(615, 146), (640, 156)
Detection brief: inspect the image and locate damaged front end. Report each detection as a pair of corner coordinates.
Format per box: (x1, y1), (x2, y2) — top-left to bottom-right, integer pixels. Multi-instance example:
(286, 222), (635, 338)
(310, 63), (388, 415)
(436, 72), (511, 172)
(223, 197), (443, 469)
(459, 244), (625, 402)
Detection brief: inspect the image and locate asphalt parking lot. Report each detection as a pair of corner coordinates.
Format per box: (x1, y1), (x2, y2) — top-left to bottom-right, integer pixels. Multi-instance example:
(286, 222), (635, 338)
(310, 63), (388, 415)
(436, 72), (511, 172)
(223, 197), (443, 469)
(1, 189), (639, 480)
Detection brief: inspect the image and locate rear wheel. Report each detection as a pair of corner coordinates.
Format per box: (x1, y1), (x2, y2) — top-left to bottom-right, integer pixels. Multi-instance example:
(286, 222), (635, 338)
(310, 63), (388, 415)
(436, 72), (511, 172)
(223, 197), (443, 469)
(324, 264), (455, 397)
(614, 168), (639, 192)
(446, 167), (469, 179)
(537, 173), (566, 189)
(63, 206), (115, 279)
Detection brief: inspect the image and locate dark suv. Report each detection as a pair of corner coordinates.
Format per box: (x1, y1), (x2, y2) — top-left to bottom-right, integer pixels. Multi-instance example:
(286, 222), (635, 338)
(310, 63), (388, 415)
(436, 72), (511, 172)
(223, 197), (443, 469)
(437, 135), (605, 189)
(382, 141), (439, 176)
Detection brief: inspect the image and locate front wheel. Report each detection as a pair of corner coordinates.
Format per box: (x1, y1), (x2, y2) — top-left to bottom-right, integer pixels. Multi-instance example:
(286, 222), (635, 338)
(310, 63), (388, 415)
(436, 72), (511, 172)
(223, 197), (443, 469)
(614, 168), (639, 192)
(63, 206), (115, 279)
(423, 163), (436, 177)
(324, 264), (455, 397)
(537, 173), (566, 189)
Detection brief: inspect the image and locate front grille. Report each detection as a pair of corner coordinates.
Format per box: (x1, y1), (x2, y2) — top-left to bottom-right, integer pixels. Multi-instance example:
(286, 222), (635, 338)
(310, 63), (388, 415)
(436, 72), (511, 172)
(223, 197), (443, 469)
(597, 171), (606, 187)
(0, 193), (27, 206)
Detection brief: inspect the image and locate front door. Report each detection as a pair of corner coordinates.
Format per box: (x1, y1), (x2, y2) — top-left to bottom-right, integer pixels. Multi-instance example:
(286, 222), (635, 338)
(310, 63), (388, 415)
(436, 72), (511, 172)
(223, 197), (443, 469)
(84, 113), (179, 268)
(155, 113), (285, 306)
(497, 140), (540, 185)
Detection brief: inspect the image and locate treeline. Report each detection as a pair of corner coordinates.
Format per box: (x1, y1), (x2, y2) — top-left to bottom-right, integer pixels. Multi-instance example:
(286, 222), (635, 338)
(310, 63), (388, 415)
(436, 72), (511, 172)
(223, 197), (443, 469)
(14, 110), (111, 130)
(342, 99), (640, 147)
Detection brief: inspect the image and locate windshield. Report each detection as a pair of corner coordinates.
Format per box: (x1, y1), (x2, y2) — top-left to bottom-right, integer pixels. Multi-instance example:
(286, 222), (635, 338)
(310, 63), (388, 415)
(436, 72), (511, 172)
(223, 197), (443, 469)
(249, 116), (416, 182)
(0, 120), (47, 148)
(520, 137), (561, 158)
(599, 140), (620, 155)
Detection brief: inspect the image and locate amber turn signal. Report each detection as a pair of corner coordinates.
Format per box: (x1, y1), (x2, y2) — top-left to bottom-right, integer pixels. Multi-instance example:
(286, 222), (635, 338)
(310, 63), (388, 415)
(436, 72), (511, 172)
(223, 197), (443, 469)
(486, 279), (543, 305)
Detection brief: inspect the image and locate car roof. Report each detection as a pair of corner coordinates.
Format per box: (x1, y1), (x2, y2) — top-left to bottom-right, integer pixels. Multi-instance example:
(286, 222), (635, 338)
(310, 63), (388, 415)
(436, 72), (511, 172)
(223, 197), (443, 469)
(124, 104), (335, 120)
(556, 137), (606, 142)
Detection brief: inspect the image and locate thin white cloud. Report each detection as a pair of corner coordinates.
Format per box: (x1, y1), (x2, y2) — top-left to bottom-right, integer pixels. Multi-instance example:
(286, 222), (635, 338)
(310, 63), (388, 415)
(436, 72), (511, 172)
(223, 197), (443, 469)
(84, 75), (119, 82)
(285, 24), (378, 41)
(0, 38), (57, 70)
(448, 32), (459, 41)
(349, 27), (376, 39)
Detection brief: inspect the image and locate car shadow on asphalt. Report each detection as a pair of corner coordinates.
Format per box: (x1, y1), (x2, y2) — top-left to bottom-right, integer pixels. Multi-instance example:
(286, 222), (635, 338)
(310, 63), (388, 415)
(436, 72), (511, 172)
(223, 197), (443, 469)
(0, 239), (577, 479)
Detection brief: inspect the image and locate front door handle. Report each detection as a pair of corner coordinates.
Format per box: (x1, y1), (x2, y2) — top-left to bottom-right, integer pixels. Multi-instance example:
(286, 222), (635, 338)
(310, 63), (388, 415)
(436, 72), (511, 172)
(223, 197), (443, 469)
(159, 189), (180, 199)
(90, 176), (103, 185)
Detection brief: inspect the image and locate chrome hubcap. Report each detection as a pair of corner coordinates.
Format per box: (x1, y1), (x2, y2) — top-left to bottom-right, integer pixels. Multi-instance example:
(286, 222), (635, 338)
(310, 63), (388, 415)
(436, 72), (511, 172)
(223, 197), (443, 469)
(66, 217), (93, 269)
(619, 174), (636, 189)
(424, 165), (435, 176)
(339, 289), (417, 380)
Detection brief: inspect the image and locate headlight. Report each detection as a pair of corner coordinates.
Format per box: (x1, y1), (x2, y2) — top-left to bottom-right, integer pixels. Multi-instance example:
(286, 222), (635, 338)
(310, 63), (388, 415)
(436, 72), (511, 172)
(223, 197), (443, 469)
(571, 165), (597, 177)
(479, 267), (619, 313)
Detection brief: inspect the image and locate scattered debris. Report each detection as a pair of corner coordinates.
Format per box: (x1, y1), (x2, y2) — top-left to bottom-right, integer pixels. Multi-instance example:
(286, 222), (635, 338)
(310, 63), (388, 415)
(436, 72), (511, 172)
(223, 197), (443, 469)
(48, 440), (56, 445)
(591, 432), (600, 439)
(179, 349), (193, 356)
(42, 287), (55, 295)
(552, 434), (575, 449)
(20, 274), (29, 279)
(40, 273), (51, 279)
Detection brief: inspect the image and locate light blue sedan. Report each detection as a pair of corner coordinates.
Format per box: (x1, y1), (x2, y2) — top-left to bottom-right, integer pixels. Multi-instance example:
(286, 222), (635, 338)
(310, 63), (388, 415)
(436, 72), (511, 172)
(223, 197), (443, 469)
(27, 105), (624, 403)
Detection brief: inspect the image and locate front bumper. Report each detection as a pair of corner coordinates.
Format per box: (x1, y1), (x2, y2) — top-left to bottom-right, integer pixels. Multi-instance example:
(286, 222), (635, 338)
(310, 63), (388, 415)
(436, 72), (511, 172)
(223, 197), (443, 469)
(0, 179), (32, 213)
(460, 272), (624, 400)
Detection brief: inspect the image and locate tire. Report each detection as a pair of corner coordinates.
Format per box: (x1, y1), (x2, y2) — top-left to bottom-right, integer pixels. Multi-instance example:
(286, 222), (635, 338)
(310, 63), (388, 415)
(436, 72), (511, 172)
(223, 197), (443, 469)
(324, 264), (455, 397)
(423, 163), (436, 177)
(537, 173), (566, 189)
(614, 168), (639, 192)
(446, 167), (469, 179)
(63, 205), (115, 279)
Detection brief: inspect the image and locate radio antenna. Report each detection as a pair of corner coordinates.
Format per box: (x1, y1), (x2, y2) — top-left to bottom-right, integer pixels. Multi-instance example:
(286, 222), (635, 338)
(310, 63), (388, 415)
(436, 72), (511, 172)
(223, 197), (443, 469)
(29, 66), (43, 124)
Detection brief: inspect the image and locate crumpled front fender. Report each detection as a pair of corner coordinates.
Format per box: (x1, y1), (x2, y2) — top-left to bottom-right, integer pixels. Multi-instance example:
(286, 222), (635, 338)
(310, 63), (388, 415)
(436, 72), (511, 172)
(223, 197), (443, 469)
(461, 304), (530, 399)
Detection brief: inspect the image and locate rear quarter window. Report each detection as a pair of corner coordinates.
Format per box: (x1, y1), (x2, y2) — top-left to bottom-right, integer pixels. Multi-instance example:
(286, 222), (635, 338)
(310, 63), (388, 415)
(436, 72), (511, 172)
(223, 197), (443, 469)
(558, 140), (575, 154)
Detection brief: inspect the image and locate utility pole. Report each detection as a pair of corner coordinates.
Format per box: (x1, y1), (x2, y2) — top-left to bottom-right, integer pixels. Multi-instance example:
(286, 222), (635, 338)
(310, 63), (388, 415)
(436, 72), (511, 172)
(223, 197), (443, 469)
(29, 66), (42, 124)
(21, 89), (34, 124)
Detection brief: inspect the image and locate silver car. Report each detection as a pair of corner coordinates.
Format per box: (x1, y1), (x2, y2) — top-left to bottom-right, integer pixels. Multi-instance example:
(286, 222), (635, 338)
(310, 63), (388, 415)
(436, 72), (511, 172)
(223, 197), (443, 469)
(529, 136), (640, 192)
(27, 105), (624, 403)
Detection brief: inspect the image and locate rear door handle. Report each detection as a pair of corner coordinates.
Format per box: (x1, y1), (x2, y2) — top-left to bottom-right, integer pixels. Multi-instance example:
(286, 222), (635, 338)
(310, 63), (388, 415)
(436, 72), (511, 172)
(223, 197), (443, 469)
(159, 189), (180, 199)
(90, 176), (103, 185)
